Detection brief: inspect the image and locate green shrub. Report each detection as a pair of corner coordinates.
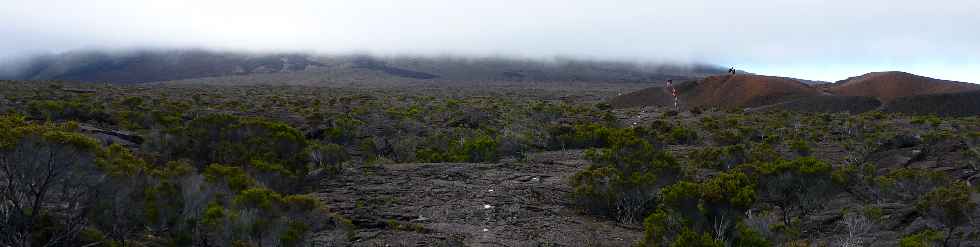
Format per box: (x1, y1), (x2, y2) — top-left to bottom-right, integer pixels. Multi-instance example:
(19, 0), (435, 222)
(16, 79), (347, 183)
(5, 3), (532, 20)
(670, 228), (724, 247)
(548, 123), (614, 149)
(734, 223), (770, 247)
(27, 99), (111, 123)
(875, 168), (951, 202)
(201, 202), (227, 229)
(911, 115), (942, 127)
(899, 230), (943, 247)
(686, 145), (748, 171)
(788, 139), (811, 156)
(280, 222), (311, 247)
(414, 132), (499, 163)
(571, 129), (680, 223)
(235, 187), (283, 210)
(176, 114), (309, 172)
(204, 164), (256, 192)
(915, 182), (977, 246)
(668, 125), (700, 145)
(415, 147), (453, 163)
(749, 157), (838, 225)
(308, 143), (349, 174)
(747, 143), (780, 163)
(458, 133), (498, 162)
(711, 128), (745, 146)
(156, 114), (310, 192)
(654, 171), (757, 245)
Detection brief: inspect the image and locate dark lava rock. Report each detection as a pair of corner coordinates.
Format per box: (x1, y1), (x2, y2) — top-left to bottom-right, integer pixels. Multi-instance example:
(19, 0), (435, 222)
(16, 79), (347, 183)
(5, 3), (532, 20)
(868, 147), (924, 170)
(880, 134), (922, 150)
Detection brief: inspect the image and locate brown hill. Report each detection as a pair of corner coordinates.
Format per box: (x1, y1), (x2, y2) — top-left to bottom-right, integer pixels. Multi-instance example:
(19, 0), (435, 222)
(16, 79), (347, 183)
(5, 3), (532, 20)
(826, 71), (980, 102)
(608, 86), (675, 108)
(610, 74), (820, 109)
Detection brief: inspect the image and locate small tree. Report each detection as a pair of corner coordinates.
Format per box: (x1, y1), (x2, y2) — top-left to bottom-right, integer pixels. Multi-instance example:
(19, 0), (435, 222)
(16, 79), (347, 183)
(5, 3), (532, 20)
(752, 157), (838, 225)
(876, 168), (951, 203)
(651, 171), (757, 246)
(834, 209), (874, 247)
(0, 116), (105, 247)
(308, 143), (350, 174)
(915, 181), (977, 247)
(571, 129), (681, 223)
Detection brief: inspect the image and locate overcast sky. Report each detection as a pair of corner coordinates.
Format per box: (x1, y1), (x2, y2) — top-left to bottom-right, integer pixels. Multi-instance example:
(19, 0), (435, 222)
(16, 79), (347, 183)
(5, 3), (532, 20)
(2, 0), (979, 82)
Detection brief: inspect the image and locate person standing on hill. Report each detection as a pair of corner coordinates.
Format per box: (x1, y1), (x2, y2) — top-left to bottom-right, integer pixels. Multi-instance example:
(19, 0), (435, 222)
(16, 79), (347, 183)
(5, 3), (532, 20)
(729, 67), (736, 75)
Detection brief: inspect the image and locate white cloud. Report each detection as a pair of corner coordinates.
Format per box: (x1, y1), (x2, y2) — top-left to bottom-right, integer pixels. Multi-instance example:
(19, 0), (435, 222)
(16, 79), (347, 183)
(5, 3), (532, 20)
(1, 0), (978, 81)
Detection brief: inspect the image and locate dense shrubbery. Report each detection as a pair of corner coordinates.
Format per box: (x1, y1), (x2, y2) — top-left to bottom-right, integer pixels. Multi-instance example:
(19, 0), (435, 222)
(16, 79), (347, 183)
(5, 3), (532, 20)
(0, 114), (348, 246)
(687, 145), (747, 171)
(4, 81), (980, 246)
(566, 109), (976, 246)
(8, 82), (626, 165)
(28, 98), (112, 123)
(414, 132), (500, 163)
(548, 123), (616, 149)
(0, 116), (103, 246)
(146, 114), (312, 192)
(632, 156), (843, 246)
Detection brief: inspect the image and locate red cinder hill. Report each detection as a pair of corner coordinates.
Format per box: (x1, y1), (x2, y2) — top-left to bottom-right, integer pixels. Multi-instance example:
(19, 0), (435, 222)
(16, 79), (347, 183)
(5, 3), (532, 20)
(611, 71), (980, 116)
(826, 71), (980, 102)
(610, 74), (820, 109)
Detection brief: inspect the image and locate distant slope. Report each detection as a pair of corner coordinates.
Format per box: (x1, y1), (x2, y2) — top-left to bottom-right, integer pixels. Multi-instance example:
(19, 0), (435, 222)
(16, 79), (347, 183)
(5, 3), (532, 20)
(753, 95), (882, 114)
(680, 75), (821, 107)
(375, 56), (721, 83)
(610, 74), (820, 109)
(883, 90), (980, 117)
(608, 86), (675, 108)
(827, 71), (980, 102)
(0, 49), (725, 84)
(4, 50), (327, 83)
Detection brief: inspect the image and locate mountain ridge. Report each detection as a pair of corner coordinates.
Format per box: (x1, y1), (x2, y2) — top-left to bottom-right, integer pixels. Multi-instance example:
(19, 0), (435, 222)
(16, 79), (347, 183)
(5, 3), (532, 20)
(0, 49), (726, 84)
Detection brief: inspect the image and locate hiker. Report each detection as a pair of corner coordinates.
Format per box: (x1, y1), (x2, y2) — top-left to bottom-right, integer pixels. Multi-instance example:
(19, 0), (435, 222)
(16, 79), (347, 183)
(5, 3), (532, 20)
(729, 67), (736, 75)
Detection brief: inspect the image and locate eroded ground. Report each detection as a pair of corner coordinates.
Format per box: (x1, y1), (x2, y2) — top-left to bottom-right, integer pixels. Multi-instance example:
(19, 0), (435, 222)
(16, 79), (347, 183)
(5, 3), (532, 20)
(312, 150), (641, 246)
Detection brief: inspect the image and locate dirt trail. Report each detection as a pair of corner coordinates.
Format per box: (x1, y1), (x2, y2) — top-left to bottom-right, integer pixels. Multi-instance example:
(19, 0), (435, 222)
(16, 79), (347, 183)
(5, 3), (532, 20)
(313, 150), (641, 246)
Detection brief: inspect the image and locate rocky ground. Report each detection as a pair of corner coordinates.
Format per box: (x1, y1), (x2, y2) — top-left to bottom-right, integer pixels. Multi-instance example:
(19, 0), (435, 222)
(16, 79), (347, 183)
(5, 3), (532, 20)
(303, 107), (980, 246)
(310, 150), (641, 246)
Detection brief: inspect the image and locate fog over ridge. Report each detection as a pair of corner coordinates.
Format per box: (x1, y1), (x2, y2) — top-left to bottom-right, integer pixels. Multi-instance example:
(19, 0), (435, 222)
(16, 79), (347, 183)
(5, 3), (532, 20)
(1, 0), (979, 82)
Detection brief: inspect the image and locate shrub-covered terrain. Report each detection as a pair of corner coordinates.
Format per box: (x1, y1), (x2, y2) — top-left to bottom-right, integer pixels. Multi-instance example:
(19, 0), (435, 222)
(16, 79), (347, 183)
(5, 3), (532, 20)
(1, 79), (978, 246)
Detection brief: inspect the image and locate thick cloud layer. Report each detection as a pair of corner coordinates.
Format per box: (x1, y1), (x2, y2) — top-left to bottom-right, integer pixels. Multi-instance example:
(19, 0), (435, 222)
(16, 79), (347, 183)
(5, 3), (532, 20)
(1, 0), (978, 82)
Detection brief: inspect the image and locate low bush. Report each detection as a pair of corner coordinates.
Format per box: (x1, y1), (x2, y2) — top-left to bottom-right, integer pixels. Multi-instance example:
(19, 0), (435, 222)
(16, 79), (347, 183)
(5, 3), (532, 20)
(915, 181), (977, 246)
(899, 230), (944, 247)
(746, 157), (838, 225)
(571, 129), (681, 223)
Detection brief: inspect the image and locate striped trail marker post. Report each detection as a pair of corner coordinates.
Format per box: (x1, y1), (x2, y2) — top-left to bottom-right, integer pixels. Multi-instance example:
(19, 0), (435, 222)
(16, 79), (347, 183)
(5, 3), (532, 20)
(666, 80), (679, 111)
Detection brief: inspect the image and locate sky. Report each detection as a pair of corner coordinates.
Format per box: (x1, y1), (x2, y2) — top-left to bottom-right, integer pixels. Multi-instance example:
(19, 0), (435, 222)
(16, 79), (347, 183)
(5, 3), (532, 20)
(1, 0), (979, 82)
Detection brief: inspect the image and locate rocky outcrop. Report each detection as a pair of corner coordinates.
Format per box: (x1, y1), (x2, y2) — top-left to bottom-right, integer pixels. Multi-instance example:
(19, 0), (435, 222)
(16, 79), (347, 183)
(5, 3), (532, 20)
(79, 124), (143, 148)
